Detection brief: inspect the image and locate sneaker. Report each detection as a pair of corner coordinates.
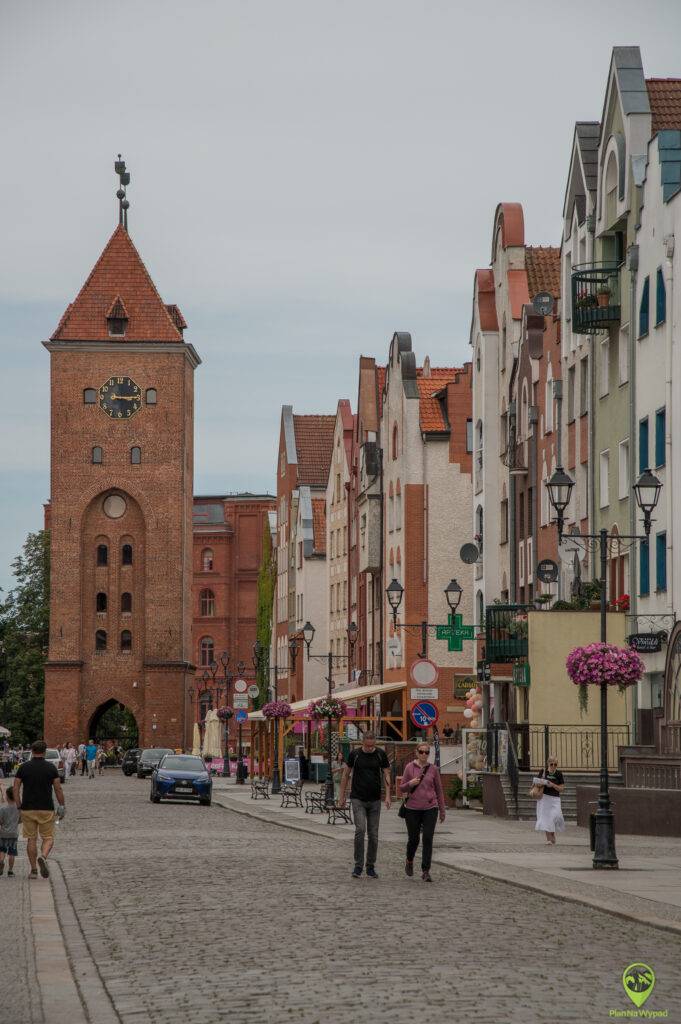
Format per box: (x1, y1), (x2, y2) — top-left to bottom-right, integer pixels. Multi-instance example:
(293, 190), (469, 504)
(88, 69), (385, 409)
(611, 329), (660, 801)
(29, 869), (38, 879)
(7, 870), (14, 877)
(366, 867), (379, 879)
(422, 870), (432, 882)
(351, 866), (363, 878)
(37, 856), (50, 879)
(405, 860), (414, 877)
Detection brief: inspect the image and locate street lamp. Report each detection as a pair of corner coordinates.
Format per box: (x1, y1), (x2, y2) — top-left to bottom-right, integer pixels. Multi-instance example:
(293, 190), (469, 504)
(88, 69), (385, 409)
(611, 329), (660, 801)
(252, 640), (283, 793)
(219, 651), (232, 778)
(386, 578), (404, 626)
(444, 578), (463, 614)
(385, 577), (466, 660)
(546, 469), (662, 869)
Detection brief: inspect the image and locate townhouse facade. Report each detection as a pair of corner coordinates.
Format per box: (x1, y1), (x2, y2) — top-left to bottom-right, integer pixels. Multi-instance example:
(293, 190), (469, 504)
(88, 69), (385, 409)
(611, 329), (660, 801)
(325, 400), (355, 689)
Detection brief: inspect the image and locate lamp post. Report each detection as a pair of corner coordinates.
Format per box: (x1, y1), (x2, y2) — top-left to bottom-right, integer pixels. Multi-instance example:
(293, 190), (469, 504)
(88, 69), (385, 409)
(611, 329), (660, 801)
(386, 577), (463, 655)
(302, 620), (358, 806)
(235, 659), (247, 784)
(546, 466), (662, 869)
(252, 640), (282, 793)
(218, 652), (232, 778)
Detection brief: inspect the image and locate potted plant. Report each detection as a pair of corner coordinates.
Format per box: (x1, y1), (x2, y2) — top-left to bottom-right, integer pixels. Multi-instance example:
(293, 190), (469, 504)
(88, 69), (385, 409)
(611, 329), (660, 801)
(462, 781), (483, 809)
(307, 696), (349, 720)
(579, 579), (602, 611)
(446, 774), (463, 808)
(566, 642), (644, 715)
(262, 700), (292, 719)
(596, 284), (611, 308)
(613, 594), (630, 613)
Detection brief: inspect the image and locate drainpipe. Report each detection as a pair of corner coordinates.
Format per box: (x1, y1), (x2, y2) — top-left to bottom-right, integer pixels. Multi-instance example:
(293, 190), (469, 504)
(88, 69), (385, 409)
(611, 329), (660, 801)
(586, 213), (596, 584)
(627, 243), (639, 741)
(553, 380), (564, 599)
(529, 405), (539, 598)
(509, 401), (517, 601)
(664, 234), (675, 615)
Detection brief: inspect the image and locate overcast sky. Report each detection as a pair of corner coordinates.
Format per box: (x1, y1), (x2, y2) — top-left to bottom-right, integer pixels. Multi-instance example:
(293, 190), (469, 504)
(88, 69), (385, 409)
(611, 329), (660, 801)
(1, 0), (680, 593)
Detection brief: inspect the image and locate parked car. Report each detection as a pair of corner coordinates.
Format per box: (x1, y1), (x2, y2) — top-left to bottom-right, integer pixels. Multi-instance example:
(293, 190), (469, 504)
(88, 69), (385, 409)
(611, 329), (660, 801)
(150, 754), (212, 806)
(136, 748), (174, 779)
(45, 748), (66, 784)
(121, 748), (142, 776)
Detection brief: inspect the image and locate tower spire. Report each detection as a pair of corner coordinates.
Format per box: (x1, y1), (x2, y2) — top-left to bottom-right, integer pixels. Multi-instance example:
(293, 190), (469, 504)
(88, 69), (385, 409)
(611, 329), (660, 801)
(114, 154), (131, 231)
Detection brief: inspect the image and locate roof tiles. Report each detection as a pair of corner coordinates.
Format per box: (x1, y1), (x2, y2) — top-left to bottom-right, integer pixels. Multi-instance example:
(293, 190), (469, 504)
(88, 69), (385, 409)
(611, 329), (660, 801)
(647, 79), (681, 134)
(525, 247), (561, 300)
(293, 415), (336, 487)
(417, 369), (463, 432)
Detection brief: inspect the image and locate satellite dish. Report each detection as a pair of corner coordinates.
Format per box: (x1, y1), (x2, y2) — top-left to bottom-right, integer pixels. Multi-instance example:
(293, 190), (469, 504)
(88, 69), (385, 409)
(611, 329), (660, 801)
(460, 543), (480, 565)
(532, 292), (554, 316)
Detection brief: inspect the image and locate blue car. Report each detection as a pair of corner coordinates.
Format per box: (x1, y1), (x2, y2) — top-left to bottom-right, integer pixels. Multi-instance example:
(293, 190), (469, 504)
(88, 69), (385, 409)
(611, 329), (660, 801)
(150, 754), (213, 806)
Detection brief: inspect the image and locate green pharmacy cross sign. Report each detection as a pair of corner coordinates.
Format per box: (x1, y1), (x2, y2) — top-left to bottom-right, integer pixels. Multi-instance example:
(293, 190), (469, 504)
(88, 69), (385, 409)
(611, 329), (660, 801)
(435, 614), (475, 652)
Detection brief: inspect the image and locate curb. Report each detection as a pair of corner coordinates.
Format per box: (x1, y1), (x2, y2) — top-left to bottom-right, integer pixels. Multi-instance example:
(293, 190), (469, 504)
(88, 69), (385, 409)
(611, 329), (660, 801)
(29, 871), (88, 1024)
(214, 793), (681, 937)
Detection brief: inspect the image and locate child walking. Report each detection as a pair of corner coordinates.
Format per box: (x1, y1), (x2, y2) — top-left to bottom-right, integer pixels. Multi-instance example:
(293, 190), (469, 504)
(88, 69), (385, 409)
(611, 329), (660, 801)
(0, 785), (21, 877)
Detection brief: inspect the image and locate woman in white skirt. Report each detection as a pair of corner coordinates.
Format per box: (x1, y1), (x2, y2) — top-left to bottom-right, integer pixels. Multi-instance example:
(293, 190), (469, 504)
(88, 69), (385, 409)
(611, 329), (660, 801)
(535, 756), (565, 845)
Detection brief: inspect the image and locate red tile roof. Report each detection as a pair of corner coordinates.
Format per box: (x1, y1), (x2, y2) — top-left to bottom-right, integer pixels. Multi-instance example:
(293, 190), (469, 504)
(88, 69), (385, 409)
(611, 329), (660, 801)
(647, 79), (681, 134)
(507, 268), (530, 320)
(312, 499), (326, 554)
(51, 225), (184, 342)
(525, 246), (561, 300)
(417, 369), (463, 432)
(475, 269), (498, 331)
(293, 415), (336, 487)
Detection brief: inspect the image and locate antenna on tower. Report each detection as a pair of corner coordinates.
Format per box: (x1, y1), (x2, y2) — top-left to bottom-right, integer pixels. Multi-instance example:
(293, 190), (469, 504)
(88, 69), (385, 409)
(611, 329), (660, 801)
(114, 154), (131, 231)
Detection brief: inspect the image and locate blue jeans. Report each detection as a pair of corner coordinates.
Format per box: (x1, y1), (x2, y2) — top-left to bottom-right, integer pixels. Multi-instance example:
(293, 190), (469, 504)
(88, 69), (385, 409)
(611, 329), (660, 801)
(351, 799), (381, 869)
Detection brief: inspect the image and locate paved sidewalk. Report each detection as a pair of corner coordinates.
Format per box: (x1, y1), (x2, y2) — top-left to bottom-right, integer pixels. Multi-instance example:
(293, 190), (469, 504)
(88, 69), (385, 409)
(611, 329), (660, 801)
(212, 779), (681, 933)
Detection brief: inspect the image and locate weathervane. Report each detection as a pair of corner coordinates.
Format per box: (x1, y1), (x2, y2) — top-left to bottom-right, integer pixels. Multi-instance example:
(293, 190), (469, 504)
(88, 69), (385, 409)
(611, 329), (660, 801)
(114, 154), (131, 230)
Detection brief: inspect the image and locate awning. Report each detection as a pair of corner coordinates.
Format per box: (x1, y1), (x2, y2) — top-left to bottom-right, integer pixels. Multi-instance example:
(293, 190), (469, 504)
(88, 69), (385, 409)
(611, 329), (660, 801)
(248, 680), (406, 721)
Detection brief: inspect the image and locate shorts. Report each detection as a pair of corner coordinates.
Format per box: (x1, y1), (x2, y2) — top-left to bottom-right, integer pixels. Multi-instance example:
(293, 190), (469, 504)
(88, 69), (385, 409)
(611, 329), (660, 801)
(0, 837), (18, 856)
(21, 811), (56, 840)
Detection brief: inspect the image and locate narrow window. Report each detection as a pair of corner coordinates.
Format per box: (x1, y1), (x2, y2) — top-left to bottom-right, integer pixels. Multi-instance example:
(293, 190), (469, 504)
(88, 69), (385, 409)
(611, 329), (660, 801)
(96, 544), (108, 566)
(108, 318), (126, 337)
(200, 636), (214, 666)
(96, 592), (107, 613)
(121, 544), (133, 566)
(120, 629), (132, 652)
(655, 408), (666, 468)
(145, 388), (157, 405)
(130, 447), (141, 465)
(202, 548), (214, 571)
(84, 388), (97, 404)
(639, 276), (650, 337)
(121, 592), (132, 613)
(655, 268), (666, 326)
(656, 532), (667, 592)
(200, 589), (215, 616)
(392, 424), (398, 461)
(640, 540), (650, 597)
(95, 629), (107, 652)
(466, 418), (473, 453)
(639, 417), (650, 474)
(599, 451), (610, 509)
(92, 446), (103, 464)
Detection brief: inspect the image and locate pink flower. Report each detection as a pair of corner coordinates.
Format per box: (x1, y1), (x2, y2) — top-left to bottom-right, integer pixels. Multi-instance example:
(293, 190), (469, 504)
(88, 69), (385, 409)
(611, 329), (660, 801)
(566, 643), (644, 688)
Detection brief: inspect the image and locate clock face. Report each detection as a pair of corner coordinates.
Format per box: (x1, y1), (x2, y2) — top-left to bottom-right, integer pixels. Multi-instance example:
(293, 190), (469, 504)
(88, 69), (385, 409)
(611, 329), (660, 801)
(98, 375), (141, 419)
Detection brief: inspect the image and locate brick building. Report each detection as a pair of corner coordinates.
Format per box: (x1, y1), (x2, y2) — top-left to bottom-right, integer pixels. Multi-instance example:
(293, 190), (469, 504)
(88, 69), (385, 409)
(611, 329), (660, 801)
(43, 224), (199, 749)
(325, 400), (355, 689)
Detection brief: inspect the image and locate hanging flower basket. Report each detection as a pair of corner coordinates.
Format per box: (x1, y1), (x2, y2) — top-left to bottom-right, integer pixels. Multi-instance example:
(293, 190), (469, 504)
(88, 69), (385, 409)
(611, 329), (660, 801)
(566, 642), (644, 715)
(307, 696), (348, 720)
(262, 700), (292, 719)
(216, 706), (234, 721)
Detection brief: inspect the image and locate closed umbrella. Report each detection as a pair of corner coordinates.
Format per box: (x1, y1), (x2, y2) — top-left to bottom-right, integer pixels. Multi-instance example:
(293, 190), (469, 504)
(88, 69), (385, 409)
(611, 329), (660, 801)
(202, 710), (222, 759)
(191, 722), (201, 757)
(0, 726), (10, 737)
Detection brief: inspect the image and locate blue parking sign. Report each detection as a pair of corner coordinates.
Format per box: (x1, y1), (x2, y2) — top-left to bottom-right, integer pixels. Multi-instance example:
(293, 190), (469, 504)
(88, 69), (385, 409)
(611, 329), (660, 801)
(409, 701), (439, 728)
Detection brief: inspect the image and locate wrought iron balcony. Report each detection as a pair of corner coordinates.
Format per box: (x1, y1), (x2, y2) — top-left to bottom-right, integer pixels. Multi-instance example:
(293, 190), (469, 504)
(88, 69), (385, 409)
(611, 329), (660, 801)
(502, 440), (527, 476)
(485, 604), (528, 663)
(571, 261), (621, 334)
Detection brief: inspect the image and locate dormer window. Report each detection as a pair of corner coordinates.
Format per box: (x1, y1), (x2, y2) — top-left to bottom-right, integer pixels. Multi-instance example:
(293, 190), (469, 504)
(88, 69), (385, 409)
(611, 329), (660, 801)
(106, 296), (129, 338)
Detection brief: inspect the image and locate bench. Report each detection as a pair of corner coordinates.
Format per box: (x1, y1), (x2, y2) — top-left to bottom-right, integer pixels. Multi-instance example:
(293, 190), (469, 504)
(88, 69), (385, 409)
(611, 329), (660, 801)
(327, 801), (354, 826)
(280, 780), (303, 808)
(250, 779), (270, 800)
(304, 785), (327, 814)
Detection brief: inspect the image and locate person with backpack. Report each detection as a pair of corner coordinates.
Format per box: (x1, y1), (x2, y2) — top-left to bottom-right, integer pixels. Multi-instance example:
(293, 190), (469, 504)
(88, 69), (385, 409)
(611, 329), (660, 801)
(399, 742), (446, 882)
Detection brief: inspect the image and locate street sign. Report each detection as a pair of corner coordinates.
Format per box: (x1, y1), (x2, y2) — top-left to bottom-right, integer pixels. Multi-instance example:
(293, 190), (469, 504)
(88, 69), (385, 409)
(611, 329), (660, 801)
(410, 687), (439, 700)
(234, 709), (248, 723)
(410, 701), (439, 729)
(234, 678), (248, 693)
(512, 663), (531, 687)
(247, 684), (260, 698)
(284, 758), (300, 783)
(233, 695), (249, 709)
(436, 614), (475, 652)
(628, 632), (667, 654)
(410, 659), (439, 686)
(537, 558), (559, 584)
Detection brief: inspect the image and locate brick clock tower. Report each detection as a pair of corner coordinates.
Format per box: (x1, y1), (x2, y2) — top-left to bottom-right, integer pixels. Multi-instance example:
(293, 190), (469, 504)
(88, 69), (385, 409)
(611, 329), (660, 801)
(43, 168), (199, 749)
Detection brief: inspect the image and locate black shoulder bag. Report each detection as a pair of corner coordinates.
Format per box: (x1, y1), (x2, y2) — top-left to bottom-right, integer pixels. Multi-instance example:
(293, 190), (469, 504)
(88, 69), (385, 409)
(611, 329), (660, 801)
(398, 763), (430, 818)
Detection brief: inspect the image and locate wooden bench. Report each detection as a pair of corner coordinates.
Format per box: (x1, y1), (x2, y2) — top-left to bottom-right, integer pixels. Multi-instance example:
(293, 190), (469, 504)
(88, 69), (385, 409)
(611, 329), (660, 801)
(327, 801), (354, 825)
(280, 780), (303, 808)
(304, 785), (327, 814)
(250, 779), (270, 800)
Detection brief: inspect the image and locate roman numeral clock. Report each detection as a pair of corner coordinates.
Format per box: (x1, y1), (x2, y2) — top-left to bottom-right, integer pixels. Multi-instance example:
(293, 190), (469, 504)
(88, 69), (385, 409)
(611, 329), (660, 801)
(99, 375), (141, 419)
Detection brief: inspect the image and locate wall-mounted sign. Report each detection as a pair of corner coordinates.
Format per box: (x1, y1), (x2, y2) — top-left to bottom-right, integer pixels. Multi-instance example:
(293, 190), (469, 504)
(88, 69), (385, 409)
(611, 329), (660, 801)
(234, 678), (248, 693)
(233, 694), (250, 709)
(627, 632), (667, 654)
(410, 659), (439, 686)
(410, 687), (439, 700)
(512, 663), (531, 687)
(536, 558), (559, 584)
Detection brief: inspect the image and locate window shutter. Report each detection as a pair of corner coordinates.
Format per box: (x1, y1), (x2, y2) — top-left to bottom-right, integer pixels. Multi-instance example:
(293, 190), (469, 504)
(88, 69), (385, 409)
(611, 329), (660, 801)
(656, 533), (667, 592)
(655, 408), (666, 468)
(656, 268), (666, 326)
(639, 277), (650, 336)
(638, 418), (649, 474)
(640, 540), (650, 597)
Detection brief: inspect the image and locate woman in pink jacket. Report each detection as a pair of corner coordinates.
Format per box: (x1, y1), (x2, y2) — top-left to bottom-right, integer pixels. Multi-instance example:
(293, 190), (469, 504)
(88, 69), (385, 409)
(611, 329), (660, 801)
(399, 743), (446, 882)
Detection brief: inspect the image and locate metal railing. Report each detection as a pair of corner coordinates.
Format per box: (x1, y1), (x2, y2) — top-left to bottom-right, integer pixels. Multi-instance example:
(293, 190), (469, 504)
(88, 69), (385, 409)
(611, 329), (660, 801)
(485, 604), (529, 662)
(571, 261), (621, 334)
(508, 723), (628, 771)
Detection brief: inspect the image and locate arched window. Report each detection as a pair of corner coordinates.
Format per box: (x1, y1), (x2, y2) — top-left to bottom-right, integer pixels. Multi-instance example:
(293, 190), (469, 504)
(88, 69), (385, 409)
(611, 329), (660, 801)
(121, 592), (132, 613)
(95, 629), (107, 652)
(96, 592), (107, 613)
(130, 447), (141, 465)
(202, 548), (214, 571)
(121, 544), (133, 566)
(475, 506), (484, 554)
(96, 544), (108, 566)
(200, 589), (215, 616)
(120, 630), (132, 652)
(392, 423), (399, 460)
(83, 388), (97, 404)
(388, 481), (394, 532)
(200, 637), (214, 666)
(92, 446), (103, 464)
(145, 388), (157, 405)
(396, 481), (402, 529)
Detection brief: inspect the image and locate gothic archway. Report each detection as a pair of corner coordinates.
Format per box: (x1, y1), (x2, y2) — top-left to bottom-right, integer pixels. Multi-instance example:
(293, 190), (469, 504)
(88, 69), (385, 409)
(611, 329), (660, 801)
(88, 699), (139, 750)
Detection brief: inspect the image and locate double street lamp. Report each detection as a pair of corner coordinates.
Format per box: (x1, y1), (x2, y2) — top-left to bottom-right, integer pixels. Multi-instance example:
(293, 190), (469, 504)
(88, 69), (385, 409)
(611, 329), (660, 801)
(202, 650), (234, 778)
(546, 465), (662, 869)
(386, 577), (463, 654)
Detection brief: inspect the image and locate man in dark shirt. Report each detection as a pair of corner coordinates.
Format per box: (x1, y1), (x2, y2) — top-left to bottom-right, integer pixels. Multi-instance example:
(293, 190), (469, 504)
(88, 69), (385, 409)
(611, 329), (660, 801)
(339, 732), (391, 878)
(14, 740), (65, 879)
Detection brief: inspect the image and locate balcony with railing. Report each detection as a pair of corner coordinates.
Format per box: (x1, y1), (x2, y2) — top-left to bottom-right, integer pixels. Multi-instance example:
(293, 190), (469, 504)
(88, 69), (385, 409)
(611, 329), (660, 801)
(485, 604), (528, 663)
(571, 261), (621, 334)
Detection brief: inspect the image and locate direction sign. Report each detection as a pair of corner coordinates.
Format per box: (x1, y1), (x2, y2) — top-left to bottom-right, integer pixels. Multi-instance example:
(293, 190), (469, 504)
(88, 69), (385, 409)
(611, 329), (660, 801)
(234, 678), (248, 694)
(410, 701), (439, 729)
(233, 694), (249, 709)
(247, 684), (260, 698)
(410, 659), (439, 686)
(234, 709), (248, 724)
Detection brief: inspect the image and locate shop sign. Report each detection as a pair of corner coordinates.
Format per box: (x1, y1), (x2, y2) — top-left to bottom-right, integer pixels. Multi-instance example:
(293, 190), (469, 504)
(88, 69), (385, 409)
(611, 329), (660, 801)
(627, 633), (667, 654)
(512, 663), (531, 687)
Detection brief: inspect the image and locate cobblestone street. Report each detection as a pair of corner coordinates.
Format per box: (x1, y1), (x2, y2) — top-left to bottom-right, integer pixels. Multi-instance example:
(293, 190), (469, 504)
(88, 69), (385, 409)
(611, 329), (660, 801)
(4, 772), (679, 1024)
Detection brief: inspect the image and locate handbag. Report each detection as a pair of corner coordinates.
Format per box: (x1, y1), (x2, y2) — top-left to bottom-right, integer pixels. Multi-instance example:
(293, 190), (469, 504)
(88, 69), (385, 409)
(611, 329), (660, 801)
(529, 769), (544, 800)
(398, 764), (431, 818)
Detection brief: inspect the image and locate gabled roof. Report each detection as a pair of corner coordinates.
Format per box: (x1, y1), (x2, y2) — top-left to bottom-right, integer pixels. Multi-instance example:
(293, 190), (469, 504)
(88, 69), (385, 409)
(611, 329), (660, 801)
(51, 225), (184, 342)
(475, 269), (498, 332)
(575, 122), (600, 194)
(417, 368), (464, 432)
(647, 79), (681, 134)
(525, 247), (561, 299)
(293, 414), (335, 487)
